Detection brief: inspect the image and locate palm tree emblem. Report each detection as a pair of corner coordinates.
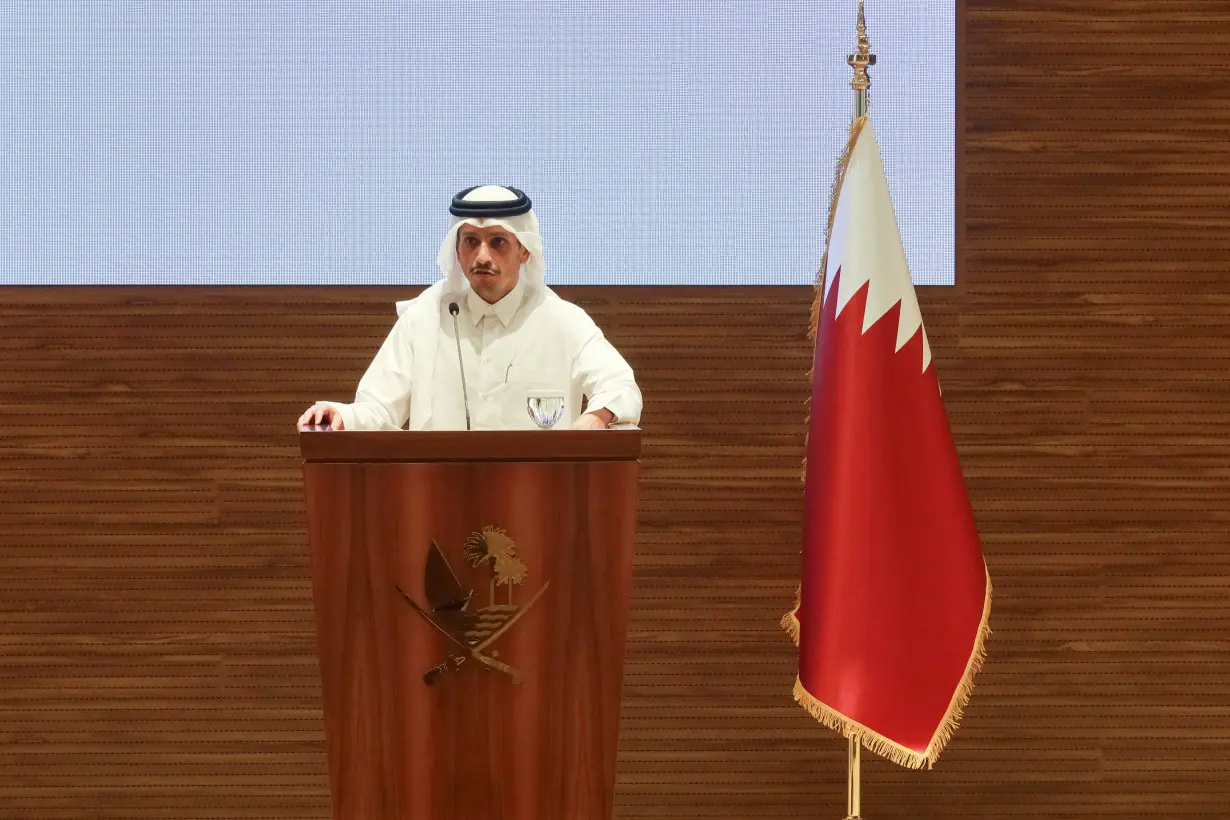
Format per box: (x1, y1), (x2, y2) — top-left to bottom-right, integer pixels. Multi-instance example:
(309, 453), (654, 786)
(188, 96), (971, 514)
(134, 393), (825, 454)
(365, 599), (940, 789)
(463, 526), (528, 606)
(398, 527), (548, 686)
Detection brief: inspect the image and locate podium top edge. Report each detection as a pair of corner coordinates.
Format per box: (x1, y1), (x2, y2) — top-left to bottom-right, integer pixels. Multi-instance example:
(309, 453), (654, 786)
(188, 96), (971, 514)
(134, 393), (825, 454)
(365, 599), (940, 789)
(299, 429), (642, 463)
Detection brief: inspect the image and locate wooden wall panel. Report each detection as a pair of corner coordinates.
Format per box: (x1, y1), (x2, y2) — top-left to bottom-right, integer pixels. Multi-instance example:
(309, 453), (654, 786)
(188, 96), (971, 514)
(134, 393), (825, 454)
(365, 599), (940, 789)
(4, 2), (1230, 817)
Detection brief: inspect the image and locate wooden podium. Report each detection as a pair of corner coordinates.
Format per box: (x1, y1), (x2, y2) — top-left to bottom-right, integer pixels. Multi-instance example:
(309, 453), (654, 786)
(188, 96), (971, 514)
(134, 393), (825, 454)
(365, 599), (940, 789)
(299, 430), (641, 820)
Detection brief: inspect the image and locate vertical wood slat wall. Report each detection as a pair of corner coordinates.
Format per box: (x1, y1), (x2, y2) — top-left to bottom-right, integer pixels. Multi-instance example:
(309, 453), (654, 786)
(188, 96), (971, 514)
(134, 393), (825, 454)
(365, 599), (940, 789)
(3, 3), (1230, 817)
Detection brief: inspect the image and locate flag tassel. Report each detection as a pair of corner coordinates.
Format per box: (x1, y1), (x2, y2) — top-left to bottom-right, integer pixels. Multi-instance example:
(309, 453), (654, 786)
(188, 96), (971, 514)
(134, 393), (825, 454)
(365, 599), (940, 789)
(926, 577), (994, 763)
(785, 574), (993, 770)
(779, 585), (801, 644)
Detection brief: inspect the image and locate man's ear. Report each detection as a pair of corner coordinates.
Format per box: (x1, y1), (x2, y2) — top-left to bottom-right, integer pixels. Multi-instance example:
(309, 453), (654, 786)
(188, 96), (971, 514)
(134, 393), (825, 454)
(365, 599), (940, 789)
(520, 245), (531, 263)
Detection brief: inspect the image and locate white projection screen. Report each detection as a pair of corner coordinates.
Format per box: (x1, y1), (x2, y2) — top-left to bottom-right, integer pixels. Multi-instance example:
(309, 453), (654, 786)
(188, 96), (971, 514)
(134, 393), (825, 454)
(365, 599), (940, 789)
(0, 2), (956, 286)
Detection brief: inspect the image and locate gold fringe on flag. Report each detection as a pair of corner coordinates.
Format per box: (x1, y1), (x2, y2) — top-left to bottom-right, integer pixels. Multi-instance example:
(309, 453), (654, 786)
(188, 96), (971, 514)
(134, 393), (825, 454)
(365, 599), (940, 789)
(779, 584), (801, 644)
(781, 572), (993, 769)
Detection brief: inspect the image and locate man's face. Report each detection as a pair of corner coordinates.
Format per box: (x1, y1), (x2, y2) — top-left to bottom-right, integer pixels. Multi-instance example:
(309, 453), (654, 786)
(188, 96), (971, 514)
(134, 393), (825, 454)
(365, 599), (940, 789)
(457, 224), (529, 304)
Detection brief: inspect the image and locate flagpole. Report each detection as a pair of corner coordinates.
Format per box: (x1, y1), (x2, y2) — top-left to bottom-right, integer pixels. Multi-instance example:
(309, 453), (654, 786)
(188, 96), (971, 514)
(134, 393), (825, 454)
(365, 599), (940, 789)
(843, 4), (874, 818)
(849, 0), (875, 119)
(846, 738), (862, 819)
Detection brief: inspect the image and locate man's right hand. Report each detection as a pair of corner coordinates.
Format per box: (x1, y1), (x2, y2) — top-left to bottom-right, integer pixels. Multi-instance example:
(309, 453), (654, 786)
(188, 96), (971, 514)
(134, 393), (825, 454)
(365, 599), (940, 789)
(297, 402), (345, 431)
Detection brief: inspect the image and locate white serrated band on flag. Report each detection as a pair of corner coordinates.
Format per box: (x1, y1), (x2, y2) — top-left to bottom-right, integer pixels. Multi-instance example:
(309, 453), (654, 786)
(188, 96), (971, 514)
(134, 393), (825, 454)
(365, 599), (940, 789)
(822, 121), (932, 374)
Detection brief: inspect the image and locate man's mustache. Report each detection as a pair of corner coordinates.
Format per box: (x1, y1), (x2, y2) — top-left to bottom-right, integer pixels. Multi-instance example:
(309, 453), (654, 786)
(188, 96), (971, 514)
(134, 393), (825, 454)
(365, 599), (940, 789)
(470, 264), (496, 274)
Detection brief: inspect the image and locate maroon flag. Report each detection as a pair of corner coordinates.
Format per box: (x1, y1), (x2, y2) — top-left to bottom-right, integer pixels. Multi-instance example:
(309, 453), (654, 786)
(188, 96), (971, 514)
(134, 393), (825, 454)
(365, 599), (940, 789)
(783, 117), (991, 769)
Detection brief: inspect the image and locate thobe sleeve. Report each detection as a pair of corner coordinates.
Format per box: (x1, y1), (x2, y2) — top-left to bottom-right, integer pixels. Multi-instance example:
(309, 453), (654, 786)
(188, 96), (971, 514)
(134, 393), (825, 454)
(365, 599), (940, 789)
(321, 313), (414, 431)
(573, 329), (642, 427)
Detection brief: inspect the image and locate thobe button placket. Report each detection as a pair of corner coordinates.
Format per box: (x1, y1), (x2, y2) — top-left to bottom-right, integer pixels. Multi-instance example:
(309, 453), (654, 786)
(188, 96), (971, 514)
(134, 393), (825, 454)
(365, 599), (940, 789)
(469, 312), (503, 430)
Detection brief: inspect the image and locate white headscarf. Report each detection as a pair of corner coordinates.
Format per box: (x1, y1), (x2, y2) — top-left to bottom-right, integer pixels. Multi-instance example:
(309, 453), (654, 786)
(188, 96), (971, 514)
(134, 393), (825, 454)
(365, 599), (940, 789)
(435, 185), (546, 292)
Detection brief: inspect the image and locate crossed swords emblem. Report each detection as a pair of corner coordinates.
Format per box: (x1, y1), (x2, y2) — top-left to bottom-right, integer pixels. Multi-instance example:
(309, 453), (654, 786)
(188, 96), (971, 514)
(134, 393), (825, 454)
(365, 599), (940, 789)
(398, 535), (548, 686)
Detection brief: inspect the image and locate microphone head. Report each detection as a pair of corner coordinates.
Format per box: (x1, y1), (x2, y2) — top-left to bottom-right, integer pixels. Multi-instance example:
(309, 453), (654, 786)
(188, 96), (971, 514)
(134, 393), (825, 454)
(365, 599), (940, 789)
(448, 302), (460, 316)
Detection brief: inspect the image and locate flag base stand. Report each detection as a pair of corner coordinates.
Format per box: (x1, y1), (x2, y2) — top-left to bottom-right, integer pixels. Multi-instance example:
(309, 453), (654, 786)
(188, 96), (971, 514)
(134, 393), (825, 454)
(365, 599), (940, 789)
(845, 737), (862, 819)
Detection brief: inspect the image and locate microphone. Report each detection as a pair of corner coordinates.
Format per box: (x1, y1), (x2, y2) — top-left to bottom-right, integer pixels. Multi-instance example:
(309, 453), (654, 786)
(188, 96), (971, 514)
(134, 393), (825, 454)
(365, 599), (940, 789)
(448, 302), (472, 431)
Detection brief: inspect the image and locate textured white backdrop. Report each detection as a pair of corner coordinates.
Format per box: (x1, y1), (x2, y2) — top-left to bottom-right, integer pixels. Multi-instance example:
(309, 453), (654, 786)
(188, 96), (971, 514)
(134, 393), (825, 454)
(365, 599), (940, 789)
(0, 1), (954, 285)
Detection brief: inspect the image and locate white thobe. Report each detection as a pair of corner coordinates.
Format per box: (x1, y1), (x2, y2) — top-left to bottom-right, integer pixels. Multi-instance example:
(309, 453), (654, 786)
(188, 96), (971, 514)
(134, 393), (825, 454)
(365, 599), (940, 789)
(323, 279), (641, 431)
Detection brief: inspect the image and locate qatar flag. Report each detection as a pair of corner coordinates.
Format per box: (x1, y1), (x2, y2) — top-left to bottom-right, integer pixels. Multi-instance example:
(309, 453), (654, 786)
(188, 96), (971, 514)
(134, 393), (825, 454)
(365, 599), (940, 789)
(782, 117), (991, 769)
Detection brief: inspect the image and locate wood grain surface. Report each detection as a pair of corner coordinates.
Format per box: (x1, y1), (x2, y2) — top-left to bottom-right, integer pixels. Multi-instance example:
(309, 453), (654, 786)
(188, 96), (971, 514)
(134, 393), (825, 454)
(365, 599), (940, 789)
(303, 448), (638, 819)
(299, 429), (642, 463)
(3, 2), (1230, 818)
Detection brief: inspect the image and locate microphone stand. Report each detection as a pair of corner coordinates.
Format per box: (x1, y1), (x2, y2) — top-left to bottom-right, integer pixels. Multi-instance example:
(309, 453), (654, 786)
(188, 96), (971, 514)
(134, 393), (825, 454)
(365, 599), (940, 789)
(448, 302), (472, 431)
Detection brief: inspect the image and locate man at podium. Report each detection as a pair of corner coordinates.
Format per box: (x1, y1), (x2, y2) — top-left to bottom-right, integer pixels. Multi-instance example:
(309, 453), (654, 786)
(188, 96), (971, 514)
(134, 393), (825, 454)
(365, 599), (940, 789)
(297, 184), (642, 432)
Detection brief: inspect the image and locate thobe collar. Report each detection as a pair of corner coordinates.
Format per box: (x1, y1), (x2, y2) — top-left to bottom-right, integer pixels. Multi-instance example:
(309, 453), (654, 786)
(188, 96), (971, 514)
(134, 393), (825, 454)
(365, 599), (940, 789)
(465, 277), (526, 328)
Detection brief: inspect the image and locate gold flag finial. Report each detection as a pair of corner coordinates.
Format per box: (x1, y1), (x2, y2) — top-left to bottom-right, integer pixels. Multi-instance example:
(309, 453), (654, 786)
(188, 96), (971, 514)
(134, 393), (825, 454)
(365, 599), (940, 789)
(847, 0), (876, 118)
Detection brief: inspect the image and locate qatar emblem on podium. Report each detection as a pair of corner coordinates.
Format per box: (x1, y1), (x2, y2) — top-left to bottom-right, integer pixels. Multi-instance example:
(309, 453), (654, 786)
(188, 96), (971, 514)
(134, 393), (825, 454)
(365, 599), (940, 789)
(398, 526), (549, 686)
